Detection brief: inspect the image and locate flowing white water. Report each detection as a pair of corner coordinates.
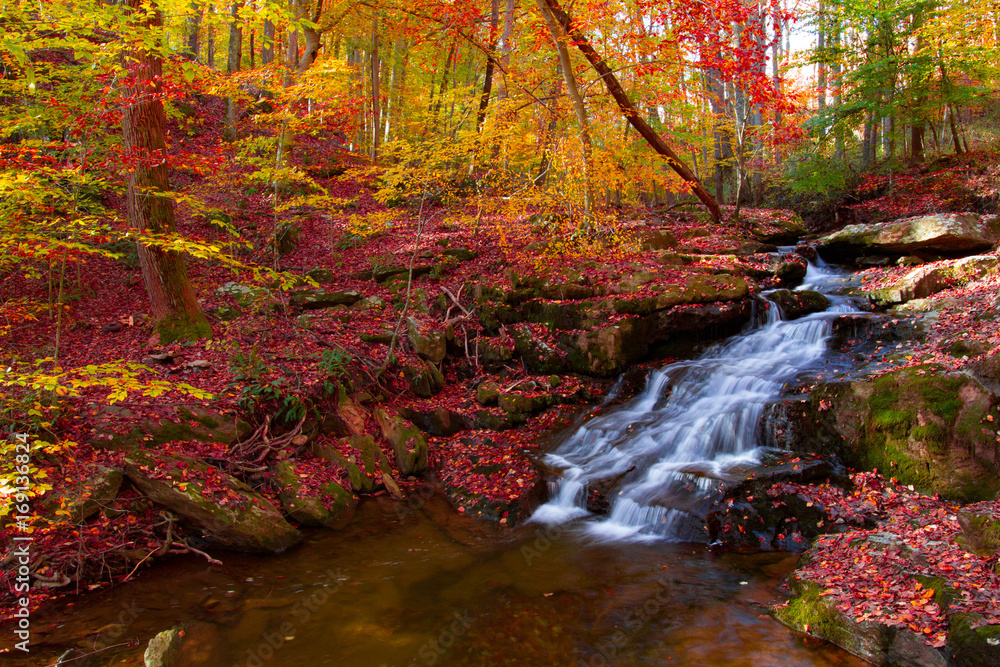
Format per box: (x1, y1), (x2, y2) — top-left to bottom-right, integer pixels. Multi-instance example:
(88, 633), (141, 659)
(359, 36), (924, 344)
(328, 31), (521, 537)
(531, 260), (859, 540)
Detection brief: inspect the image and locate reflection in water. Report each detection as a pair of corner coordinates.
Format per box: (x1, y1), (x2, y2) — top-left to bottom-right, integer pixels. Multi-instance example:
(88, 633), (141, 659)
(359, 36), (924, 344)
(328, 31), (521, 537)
(5, 496), (863, 666)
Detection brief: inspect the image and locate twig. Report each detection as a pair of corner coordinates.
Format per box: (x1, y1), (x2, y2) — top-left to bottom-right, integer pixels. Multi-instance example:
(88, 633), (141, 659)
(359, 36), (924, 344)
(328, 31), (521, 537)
(168, 541), (223, 566)
(122, 548), (159, 583)
(441, 285), (471, 316)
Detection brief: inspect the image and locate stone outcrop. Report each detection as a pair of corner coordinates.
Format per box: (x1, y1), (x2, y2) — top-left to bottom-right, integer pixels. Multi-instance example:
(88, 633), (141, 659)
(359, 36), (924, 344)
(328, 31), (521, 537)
(124, 450), (301, 553)
(869, 255), (1000, 305)
(817, 213), (1000, 263)
(778, 364), (1000, 502)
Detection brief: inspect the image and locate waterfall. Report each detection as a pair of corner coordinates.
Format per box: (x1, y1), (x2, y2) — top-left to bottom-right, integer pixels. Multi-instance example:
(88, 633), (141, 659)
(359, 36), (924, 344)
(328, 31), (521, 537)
(530, 260), (859, 541)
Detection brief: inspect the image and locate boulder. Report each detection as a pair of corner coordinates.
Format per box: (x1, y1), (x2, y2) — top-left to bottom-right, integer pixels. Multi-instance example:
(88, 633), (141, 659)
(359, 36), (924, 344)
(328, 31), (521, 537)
(312, 434), (390, 493)
(374, 409), (429, 476)
(511, 325), (566, 374)
(817, 213), (1000, 262)
(475, 381), (501, 406)
(89, 406), (251, 451)
(766, 289), (830, 319)
(398, 406), (474, 437)
(124, 450), (301, 553)
(272, 222), (301, 255)
(441, 247), (478, 262)
(407, 317), (447, 363)
(373, 264), (433, 283)
(497, 392), (557, 416)
(563, 317), (648, 377)
(869, 255), (1000, 305)
(305, 267), (337, 284)
(290, 289), (362, 310)
(706, 452), (854, 553)
(272, 459), (356, 527)
(774, 574), (951, 666)
(637, 229), (678, 250)
(403, 359), (445, 397)
(42, 465), (123, 524)
(779, 365), (1000, 502)
(750, 214), (808, 244)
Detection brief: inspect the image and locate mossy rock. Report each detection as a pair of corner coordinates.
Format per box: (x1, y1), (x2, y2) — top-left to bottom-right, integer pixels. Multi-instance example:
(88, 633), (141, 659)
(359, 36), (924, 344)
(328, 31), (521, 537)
(497, 392), (556, 416)
(374, 409), (429, 476)
(511, 325), (566, 374)
(90, 407), (252, 451)
(766, 289), (830, 319)
(41, 465), (123, 525)
(948, 613), (1000, 667)
(957, 510), (1000, 558)
(478, 338), (515, 370)
(305, 267), (338, 284)
(290, 289), (362, 310)
(272, 459), (356, 527)
(476, 381), (501, 406)
(750, 214), (807, 244)
(784, 365), (1000, 502)
(403, 359), (445, 397)
(124, 451), (301, 553)
(407, 317), (447, 363)
(272, 222), (301, 255)
(774, 578), (947, 665)
(312, 434), (389, 494)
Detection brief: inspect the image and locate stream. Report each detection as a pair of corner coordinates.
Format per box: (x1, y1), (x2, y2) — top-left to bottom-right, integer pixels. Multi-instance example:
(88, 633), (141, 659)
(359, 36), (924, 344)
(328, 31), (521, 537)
(4, 260), (872, 666)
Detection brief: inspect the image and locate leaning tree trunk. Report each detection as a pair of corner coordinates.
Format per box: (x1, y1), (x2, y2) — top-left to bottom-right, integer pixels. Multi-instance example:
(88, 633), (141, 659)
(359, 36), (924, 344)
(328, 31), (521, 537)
(123, 0), (211, 344)
(540, 0), (720, 222)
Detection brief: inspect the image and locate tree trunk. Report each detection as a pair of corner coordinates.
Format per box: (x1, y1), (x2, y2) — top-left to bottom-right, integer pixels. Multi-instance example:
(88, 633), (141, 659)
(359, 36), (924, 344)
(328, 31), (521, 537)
(535, 0), (593, 218)
(225, 0), (244, 139)
(123, 0), (211, 344)
(206, 3), (215, 68)
(476, 0), (500, 132)
(370, 16), (381, 160)
(185, 0), (202, 61)
(262, 20), (275, 65)
(539, 0), (720, 222)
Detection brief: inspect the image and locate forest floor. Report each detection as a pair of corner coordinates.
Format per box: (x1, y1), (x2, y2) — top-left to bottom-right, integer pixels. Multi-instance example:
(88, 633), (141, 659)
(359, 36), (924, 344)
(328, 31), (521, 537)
(3, 96), (1000, 647)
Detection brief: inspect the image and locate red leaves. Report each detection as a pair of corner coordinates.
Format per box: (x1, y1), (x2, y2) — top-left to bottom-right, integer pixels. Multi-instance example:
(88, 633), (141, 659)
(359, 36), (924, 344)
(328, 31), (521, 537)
(786, 472), (1000, 648)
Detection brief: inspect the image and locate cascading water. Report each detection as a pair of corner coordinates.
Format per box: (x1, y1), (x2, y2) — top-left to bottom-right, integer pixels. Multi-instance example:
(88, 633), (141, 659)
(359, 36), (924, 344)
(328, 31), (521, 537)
(531, 259), (860, 541)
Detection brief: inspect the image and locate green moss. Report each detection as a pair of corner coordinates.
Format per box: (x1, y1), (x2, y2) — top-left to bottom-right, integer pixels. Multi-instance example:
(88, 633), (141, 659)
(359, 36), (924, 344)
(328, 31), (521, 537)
(774, 580), (859, 649)
(156, 311), (212, 344)
(948, 613), (1000, 667)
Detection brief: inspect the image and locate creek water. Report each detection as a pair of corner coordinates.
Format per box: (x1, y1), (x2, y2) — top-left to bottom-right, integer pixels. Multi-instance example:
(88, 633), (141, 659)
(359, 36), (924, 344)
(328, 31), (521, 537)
(531, 260), (861, 542)
(4, 261), (869, 667)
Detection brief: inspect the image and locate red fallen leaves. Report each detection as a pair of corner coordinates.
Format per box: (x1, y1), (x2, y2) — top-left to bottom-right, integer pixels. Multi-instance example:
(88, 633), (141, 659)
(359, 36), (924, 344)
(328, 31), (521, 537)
(778, 472), (1000, 648)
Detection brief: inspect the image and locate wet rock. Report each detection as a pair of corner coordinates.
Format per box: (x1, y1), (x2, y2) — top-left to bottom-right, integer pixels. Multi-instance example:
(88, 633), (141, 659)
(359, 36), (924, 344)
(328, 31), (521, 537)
(564, 318), (648, 376)
(817, 213), (1000, 262)
(774, 577), (951, 666)
(290, 289), (362, 310)
(750, 215), (808, 244)
(707, 452), (854, 553)
(407, 317), (447, 363)
(144, 625), (185, 667)
(374, 409), (429, 475)
(780, 364), (1000, 502)
(776, 258), (808, 286)
(948, 612), (1000, 667)
(765, 289), (830, 319)
(124, 450), (301, 553)
(398, 406), (474, 437)
(869, 255), (1000, 305)
(272, 459), (356, 527)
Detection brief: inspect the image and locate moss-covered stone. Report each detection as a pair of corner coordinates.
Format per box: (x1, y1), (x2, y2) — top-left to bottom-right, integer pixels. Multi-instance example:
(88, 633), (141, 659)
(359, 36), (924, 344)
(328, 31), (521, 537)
(374, 409), (429, 476)
(407, 317), (447, 363)
(124, 450), (301, 553)
(476, 381), (501, 406)
(290, 289), (362, 310)
(272, 459), (356, 527)
(766, 289), (830, 319)
(948, 613), (1000, 667)
(564, 317), (648, 377)
(41, 465), (123, 524)
(403, 359), (445, 397)
(784, 365), (1000, 502)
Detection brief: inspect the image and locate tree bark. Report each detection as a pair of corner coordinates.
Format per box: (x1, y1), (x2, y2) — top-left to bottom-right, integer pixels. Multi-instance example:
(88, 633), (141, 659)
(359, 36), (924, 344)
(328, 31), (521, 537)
(539, 0), (720, 222)
(262, 20), (275, 65)
(123, 0), (211, 344)
(535, 0), (593, 217)
(476, 0), (500, 132)
(185, 0), (202, 61)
